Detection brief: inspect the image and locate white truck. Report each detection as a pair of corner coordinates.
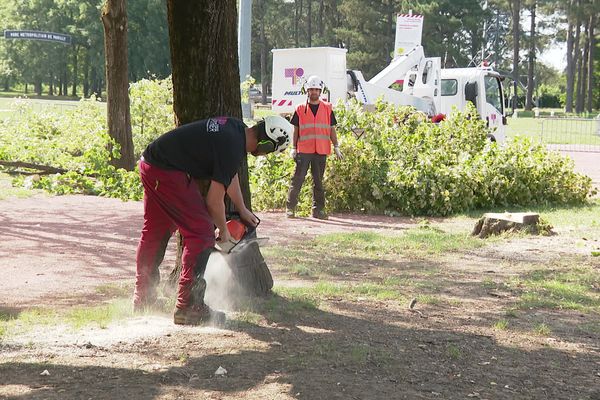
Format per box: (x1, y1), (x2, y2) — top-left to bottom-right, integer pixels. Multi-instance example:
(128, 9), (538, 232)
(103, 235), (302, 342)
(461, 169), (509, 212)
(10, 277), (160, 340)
(271, 13), (507, 141)
(270, 47), (348, 112)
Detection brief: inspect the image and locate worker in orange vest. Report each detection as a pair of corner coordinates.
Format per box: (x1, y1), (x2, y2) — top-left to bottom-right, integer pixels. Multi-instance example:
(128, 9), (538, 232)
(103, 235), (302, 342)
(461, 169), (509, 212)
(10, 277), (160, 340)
(286, 75), (343, 220)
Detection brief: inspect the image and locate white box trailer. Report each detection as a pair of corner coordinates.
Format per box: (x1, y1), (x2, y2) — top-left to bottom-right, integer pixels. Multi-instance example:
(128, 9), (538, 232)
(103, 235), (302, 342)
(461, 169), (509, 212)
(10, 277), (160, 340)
(271, 47), (347, 114)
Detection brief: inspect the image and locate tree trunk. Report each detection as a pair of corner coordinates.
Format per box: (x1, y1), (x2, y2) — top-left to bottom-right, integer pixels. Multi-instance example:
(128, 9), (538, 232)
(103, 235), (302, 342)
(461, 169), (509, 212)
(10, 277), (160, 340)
(576, 17), (589, 114)
(387, 0), (394, 63)
(318, 0), (324, 38)
(295, 0), (302, 47)
(83, 51), (90, 98)
(48, 74), (54, 96)
(574, 9), (583, 114)
(260, 12), (268, 105)
(166, 0), (273, 296)
(525, 1), (536, 111)
(566, 11), (575, 112)
(512, 0), (520, 113)
(101, 0), (135, 171)
(62, 70), (68, 97)
(586, 15), (595, 113)
(307, 0), (312, 47)
(72, 45), (79, 97)
(35, 79), (42, 96)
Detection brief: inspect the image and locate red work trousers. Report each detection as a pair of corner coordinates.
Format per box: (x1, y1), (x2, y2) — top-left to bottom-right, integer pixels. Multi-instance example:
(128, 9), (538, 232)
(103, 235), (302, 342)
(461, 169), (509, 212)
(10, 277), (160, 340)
(134, 160), (215, 309)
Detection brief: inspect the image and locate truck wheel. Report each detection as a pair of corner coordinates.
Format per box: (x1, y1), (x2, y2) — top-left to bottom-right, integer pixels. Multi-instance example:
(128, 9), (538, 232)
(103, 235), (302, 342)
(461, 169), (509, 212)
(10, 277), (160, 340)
(486, 134), (496, 142)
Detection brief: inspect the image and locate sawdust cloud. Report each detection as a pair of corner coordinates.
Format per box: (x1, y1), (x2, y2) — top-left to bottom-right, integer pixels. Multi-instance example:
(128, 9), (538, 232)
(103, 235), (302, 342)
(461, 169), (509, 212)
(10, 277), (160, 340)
(203, 252), (246, 312)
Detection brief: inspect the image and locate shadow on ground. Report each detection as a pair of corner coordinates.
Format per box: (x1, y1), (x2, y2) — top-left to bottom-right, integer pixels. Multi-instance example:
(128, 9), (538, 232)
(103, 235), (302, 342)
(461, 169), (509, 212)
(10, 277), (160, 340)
(1, 295), (599, 400)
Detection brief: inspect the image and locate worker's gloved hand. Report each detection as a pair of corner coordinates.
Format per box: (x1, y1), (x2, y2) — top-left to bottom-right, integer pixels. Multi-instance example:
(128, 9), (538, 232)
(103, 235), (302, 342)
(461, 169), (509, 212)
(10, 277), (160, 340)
(334, 146), (344, 160)
(215, 238), (237, 254)
(239, 208), (259, 228)
(290, 147), (297, 158)
(214, 229), (236, 254)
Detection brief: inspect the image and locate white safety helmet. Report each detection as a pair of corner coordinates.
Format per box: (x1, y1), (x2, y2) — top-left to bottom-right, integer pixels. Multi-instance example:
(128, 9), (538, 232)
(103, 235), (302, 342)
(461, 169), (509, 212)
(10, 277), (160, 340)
(305, 75), (325, 91)
(263, 115), (292, 154)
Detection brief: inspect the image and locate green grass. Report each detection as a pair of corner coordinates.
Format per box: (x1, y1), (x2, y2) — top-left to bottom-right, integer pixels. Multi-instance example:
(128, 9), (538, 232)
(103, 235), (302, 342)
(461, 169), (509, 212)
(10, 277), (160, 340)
(264, 228), (485, 283)
(416, 294), (441, 305)
(531, 200), (600, 230)
(273, 281), (407, 307)
(533, 323), (552, 336)
(0, 173), (42, 199)
(232, 310), (263, 325)
(578, 321), (600, 335)
(512, 264), (600, 312)
(0, 300), (135, 339)
(493, 319), (509, 330)
(66, 299), (132, 329)
(311, 228), (484, 257)
(446, 344), (461, 359)
(505, 308), (519, 318)
(95, 283), (133, 298)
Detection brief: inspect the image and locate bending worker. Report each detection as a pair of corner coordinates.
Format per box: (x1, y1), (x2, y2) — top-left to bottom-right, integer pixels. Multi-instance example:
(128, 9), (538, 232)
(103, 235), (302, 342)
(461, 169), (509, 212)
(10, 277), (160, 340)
(134, 116), (292, 325)
(286, 75), (343, 220)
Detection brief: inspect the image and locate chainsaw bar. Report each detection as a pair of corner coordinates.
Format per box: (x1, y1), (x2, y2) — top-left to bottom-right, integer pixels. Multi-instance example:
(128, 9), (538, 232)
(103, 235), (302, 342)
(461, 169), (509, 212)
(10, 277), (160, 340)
(227, 237), (269, 254)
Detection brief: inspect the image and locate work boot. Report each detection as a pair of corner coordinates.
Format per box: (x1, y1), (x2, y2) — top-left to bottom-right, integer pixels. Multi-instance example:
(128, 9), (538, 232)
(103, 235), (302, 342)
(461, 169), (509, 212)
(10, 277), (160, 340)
(133, 297), (169, 313)
(285, 209), (295, 218)
(173, 304), (226, 326)
(312, 210), (328, 220)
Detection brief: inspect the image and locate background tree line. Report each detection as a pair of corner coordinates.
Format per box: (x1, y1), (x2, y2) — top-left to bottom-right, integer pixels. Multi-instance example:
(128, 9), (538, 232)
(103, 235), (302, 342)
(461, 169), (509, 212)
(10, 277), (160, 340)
(0, 0), (597, 111)
(0, 0), (169, 97)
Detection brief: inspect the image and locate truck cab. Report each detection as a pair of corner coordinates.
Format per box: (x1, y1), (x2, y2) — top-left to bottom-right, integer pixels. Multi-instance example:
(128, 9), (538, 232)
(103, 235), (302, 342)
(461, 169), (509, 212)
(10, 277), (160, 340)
(440, 67), (507, 142)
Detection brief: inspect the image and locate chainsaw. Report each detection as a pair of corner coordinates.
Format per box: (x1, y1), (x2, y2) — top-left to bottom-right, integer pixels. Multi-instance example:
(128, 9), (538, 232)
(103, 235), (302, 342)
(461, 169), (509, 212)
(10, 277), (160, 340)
(214, 212), (269, 254)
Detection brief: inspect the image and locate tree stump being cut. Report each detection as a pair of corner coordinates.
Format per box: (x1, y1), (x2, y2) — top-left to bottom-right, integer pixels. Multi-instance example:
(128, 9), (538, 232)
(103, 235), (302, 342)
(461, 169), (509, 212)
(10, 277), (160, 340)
(471, 212), (544, 238)
(166, 179), (273, 298)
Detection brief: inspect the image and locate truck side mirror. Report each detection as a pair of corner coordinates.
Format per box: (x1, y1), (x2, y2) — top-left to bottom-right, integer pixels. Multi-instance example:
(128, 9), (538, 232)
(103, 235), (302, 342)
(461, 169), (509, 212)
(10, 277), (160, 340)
(465, 81), (478, 104)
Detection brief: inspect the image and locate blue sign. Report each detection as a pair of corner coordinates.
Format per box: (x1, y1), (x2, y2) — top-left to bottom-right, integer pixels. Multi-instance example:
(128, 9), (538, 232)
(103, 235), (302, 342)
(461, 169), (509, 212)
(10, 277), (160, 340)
(4, 30), (72, 45)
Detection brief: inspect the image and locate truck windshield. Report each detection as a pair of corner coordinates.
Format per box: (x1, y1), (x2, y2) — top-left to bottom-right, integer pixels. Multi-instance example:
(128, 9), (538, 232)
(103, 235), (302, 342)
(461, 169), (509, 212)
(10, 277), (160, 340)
(484, 76), (503, 113)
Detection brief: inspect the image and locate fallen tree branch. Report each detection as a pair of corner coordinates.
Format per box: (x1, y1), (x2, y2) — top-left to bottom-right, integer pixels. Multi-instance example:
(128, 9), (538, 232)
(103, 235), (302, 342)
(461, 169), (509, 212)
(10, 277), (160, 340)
(0, 160), (68, 175)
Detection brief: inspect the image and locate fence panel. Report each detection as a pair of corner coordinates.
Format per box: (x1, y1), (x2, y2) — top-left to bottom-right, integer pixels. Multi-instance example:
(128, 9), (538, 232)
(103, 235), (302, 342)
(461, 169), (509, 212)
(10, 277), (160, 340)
(538, 117), (600, 153)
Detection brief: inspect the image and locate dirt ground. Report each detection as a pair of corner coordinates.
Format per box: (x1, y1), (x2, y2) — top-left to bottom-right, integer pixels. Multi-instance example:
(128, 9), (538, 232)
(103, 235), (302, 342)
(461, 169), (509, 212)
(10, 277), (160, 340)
(1, 194), (599, 400)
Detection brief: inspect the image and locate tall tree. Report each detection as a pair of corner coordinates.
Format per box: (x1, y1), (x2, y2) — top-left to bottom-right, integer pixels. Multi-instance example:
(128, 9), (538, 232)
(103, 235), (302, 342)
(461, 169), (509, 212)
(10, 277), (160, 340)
(307, 0), (313, 46)
(565, 0), (581, 113)
(256, 0), (269, 104)
(511, 0), (521, 112)
(295, 0), (302, 47)
(101, 0), (135, 170)
(576, 13), (588, 114)
(585, 13), (595, 112)
(166, 0), (273, 295)
(525, 0), (536, 110)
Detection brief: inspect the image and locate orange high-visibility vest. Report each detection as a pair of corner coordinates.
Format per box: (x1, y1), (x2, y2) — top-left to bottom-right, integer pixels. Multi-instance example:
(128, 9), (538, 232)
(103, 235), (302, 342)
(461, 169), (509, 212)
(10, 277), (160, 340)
(296, 101), (332, 155)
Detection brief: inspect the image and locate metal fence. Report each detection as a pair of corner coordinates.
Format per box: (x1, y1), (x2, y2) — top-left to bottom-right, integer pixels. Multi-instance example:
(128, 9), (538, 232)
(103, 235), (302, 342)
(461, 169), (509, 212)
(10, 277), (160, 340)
(24, 101), (79, 114)
(537, 117), (600, 153)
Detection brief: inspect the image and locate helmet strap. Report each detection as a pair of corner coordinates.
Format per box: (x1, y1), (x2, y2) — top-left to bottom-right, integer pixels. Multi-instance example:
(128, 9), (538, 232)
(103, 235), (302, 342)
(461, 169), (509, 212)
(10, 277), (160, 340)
(256, 139), (276, 154)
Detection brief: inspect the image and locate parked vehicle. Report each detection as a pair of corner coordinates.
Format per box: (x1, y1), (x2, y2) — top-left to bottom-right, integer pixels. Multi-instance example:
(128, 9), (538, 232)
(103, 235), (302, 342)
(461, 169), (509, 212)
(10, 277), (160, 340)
(271, 13), (507, 141)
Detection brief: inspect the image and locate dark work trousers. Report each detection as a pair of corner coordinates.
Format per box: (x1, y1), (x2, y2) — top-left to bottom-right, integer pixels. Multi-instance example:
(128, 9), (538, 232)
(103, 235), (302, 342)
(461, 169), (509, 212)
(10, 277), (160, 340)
(287, 153), (327, 213)
(134, 160), (215, 310)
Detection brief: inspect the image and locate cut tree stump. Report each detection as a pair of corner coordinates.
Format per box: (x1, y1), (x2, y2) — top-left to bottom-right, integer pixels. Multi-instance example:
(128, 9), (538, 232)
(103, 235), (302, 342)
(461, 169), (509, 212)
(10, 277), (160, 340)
(471, 212), (541, 238)
(166, 178), (273, 298)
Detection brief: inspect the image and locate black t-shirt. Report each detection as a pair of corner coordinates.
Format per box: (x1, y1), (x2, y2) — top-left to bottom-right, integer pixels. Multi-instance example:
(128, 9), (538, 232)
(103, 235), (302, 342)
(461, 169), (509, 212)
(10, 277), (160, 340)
(290, 103), (337, 127)
(142, 117), (247, 187)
